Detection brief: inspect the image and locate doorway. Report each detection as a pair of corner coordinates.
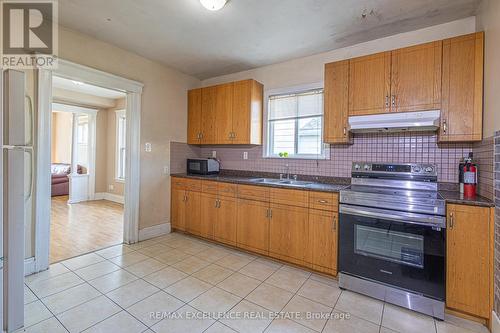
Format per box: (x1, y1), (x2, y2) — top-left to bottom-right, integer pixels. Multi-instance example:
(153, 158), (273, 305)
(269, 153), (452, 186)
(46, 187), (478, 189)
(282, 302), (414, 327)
(49, 78), (127, 262)
(34, 61), (143, 271)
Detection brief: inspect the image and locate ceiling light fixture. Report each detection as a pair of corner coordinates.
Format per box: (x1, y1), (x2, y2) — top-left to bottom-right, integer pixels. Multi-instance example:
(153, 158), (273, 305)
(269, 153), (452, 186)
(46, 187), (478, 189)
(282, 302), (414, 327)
(200, 0), (228, 11)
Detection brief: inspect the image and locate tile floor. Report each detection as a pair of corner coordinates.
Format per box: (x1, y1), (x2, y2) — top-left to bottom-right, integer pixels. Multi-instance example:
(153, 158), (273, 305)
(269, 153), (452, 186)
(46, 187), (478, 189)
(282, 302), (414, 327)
(20, 232), (489, 333)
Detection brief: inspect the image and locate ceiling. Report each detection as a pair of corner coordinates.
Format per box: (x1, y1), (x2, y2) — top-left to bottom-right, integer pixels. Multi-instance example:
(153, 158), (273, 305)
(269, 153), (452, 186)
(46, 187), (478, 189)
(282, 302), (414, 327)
(59, 0), (481, 80)
(52, 76), (126, 99)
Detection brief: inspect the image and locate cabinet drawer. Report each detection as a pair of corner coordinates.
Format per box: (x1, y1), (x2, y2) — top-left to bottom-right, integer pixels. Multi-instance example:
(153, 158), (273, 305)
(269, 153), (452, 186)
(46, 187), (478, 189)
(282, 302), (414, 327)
(218, 182), (237, 197)
(202, 181), (218, 194)
(185, 179), (202, 192)
(237, 185), (270, 201)
(171, 177), (187, 190)
(309, 192), (339, 212)
(270, 188), (308, 208)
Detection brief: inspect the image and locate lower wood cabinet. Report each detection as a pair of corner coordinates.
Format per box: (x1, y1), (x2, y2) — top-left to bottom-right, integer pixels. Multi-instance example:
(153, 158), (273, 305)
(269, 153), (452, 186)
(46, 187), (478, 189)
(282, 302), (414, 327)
(446, 204), (493, 321)
(236, 199), (270, 255)
(214, 196), (237, 246)
(200, 193), (217, 239)
(269, 204), (309, 265)
(185, 191), (201, 235)
(171, 188), (187, 231)
(305, 209), (338, 275)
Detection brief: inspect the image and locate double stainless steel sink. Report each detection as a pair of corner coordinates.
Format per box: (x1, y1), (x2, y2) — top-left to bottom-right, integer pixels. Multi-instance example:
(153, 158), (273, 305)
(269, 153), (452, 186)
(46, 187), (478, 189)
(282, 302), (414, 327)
(248, 178), (313, 188)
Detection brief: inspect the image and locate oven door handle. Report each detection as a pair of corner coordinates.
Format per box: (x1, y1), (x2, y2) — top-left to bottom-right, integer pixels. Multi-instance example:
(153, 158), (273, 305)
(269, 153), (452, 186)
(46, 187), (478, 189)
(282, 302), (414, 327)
(339, 204), (446, 228)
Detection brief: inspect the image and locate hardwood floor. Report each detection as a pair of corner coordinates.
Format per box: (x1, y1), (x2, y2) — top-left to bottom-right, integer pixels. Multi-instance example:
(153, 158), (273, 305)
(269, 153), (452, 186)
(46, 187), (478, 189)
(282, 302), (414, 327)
(50, 196), (124, 263)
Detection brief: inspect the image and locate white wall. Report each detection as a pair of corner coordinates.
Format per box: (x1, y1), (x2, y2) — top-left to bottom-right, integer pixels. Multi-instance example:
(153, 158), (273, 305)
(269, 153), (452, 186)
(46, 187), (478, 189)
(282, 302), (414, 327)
(477, 0), (500, 138)
(202, 17), (476, 91)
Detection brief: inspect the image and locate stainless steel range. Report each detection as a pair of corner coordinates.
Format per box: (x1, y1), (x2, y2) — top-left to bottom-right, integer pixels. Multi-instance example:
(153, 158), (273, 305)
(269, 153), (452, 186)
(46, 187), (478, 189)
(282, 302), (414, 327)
(339, 162), (446, 320)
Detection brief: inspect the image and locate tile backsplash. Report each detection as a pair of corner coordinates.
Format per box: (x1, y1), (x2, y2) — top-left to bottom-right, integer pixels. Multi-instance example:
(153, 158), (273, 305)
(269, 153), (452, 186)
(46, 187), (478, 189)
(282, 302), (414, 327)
(171, 132), (475, 183)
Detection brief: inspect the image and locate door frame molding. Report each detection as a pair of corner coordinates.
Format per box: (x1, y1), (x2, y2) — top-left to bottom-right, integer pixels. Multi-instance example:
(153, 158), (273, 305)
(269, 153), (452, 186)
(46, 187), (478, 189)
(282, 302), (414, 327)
(35, 59), (143, 272)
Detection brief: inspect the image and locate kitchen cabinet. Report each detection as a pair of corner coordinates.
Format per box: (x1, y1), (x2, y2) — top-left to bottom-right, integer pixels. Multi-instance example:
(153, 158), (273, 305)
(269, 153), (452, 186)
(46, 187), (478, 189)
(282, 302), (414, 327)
(236, 198), (269, 255)
(324, 60), (350, 143)
(390, 41), (442, 113)
(440, 32), (484, 142)
(187, 88), (202, 144)
(214, 196), (237, 246)
(187, 79), (263, 145)
(348, 52), (391, 116)
(446, 204), (493, 321)
(199, 193), (217, 239)
(171, 188), (187, 231)
(305, 209), (338, 275)
(269, 203), (309, 265)
(185, 190), (201, 235)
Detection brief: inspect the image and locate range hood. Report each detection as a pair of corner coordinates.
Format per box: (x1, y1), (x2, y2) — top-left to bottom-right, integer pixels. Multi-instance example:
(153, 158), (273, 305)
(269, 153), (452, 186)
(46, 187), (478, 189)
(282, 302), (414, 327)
(348, 110), (441, 133)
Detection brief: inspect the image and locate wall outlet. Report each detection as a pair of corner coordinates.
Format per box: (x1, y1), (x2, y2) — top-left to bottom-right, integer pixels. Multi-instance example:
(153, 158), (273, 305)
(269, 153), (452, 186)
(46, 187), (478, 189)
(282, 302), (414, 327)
(212, 150), (217, 158)
(243, 152), (248, 160)
(145, 142), (152, 152)
(109, 184), (114, 191)
(163, 166), (169, 175)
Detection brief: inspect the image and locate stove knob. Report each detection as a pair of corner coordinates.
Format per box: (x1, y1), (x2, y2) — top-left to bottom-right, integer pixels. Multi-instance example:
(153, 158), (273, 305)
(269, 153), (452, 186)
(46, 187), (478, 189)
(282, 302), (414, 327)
(425, 166), (434, 173)
(364, 164), (370, 171)
(413, 166), (421, 173)
(354, 164), (361, 170)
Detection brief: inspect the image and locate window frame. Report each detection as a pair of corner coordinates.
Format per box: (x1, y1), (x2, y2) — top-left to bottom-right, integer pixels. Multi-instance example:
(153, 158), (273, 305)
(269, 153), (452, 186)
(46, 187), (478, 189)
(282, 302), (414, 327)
(115, 109), (126, 182)
(263, 83), (329, 160)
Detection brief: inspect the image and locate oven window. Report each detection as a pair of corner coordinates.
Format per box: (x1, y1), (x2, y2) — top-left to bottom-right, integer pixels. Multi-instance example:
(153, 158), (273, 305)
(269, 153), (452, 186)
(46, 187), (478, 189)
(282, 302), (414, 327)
(354, 225), (424, 268)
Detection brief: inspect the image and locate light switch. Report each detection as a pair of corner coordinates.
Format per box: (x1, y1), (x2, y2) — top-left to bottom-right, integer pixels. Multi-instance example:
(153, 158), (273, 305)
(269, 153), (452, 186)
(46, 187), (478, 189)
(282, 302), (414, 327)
(243, 152), (248, 160)
(145, 142), (152, 152)
(212, 150), (217, 158)
(163, 166), (169, 175)
(109, 184), (114, 191)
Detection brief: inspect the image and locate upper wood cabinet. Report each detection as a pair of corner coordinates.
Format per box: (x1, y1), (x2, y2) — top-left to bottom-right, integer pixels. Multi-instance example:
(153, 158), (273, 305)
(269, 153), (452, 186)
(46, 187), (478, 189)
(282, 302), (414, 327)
(324, 61), (350, 144)
(439, 32), (484, 142)
(391, 41), (442, 113)
(348, 52), (391, 116)
(187, 79), (263, 145)
(446, 203), (493, 321)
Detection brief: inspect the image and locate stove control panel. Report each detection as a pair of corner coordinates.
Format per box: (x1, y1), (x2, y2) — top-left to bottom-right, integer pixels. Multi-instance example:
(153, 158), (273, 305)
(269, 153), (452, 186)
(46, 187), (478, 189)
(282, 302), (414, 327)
(352, 162), (437, 177)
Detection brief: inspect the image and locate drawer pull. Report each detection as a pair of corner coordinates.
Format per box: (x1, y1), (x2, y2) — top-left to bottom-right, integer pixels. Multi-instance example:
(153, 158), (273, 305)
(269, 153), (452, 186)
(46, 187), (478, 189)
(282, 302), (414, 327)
(332, 216), (337, 231)
(318, 200), (328, 204)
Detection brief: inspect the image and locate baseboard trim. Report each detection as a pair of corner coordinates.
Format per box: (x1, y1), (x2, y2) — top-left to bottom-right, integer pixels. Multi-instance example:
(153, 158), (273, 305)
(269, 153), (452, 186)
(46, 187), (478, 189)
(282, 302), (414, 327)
(95, 192), (124, 204)
(24, 257), (36, 276)
(139, 222), (171, 241)
(492, 311), (500, 333)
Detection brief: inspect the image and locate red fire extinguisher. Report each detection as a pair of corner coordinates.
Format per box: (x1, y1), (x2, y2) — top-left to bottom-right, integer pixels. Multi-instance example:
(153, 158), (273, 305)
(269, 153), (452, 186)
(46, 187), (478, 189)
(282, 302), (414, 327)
(463, 153), (477, 197)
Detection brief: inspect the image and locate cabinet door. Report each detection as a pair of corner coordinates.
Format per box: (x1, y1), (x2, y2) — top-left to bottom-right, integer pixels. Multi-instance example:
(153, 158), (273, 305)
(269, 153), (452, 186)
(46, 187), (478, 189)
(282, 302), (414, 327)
(171, 189), (186, 231)
(215, 83), (234, 144)
(214, 196), (237, 246)
(200, 193), (217, 239)
(324, 61), (350, 143)
(447, 204), (492, 318)
(349, 52), (391, 115)
(305, 209), (338, 275)
(390, 41), (442, 113)
(236, 199), (269, 255)
(185, 191), (201, 235)
(440, 32), (484, 142)
(232, 80), (263, 145)
(187, 88), (202, 144)
(201, 86), (217, 144)
(269, 204), (308, 265)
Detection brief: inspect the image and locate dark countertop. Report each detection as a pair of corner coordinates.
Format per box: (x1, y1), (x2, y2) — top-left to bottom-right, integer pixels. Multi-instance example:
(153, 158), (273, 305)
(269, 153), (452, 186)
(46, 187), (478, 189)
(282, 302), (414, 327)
(171, 173), (495, 207)
(170, 173), (350, 193)
(438, 190), (495, 208)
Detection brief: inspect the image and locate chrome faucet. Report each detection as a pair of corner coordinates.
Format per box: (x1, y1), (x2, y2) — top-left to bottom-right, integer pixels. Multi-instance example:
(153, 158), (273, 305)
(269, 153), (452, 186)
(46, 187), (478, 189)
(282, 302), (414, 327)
(285, 164), (290, 180)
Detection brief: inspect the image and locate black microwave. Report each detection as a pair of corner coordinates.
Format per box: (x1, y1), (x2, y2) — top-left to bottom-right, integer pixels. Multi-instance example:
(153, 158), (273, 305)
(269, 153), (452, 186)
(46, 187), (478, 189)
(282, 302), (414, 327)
(187, 158), (220, 175)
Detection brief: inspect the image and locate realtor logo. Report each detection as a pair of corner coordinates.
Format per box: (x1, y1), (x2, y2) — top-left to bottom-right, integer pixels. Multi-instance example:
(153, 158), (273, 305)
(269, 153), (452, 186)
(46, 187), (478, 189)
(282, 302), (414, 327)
(1, 0), (58, 68)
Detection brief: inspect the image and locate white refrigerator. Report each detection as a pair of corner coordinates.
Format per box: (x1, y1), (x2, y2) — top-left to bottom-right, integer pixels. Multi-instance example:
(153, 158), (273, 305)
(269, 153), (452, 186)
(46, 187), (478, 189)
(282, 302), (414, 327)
(1, 69), (30, 332)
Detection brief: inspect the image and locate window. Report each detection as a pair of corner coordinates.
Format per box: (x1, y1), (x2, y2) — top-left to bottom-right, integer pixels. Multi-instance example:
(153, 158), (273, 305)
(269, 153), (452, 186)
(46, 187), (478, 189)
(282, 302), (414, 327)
(75, 114), (89, 171)
(116, 110), (126, 180)
(265, 88), (325, 158)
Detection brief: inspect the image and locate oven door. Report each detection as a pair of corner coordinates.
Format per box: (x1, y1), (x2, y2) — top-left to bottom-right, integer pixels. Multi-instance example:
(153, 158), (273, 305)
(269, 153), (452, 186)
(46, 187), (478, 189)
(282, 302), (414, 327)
(339, 204), (446, 301)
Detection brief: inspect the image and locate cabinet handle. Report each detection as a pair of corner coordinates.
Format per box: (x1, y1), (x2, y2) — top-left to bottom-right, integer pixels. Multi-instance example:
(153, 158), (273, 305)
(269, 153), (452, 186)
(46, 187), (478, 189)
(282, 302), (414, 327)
(343, 127), (347, 136)
(265, 209), (269, 218)
(318, 200), (328, 204)
(214, 199), (218, 208)
(443, 120), (447, 134)
(218, 199), (221, 208)
(269, 209), (272, 219)
(233, 132), (236, 138)
(332, 216), (337, 231)
(385, 95), (389, 107)
(391, 95), (396, 107)
(449, 212), (454, 229)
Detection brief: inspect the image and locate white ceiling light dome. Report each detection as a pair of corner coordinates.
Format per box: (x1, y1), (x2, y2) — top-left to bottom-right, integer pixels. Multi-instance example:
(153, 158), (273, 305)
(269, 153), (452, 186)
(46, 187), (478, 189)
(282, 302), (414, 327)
(200, 0), (228, 11)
